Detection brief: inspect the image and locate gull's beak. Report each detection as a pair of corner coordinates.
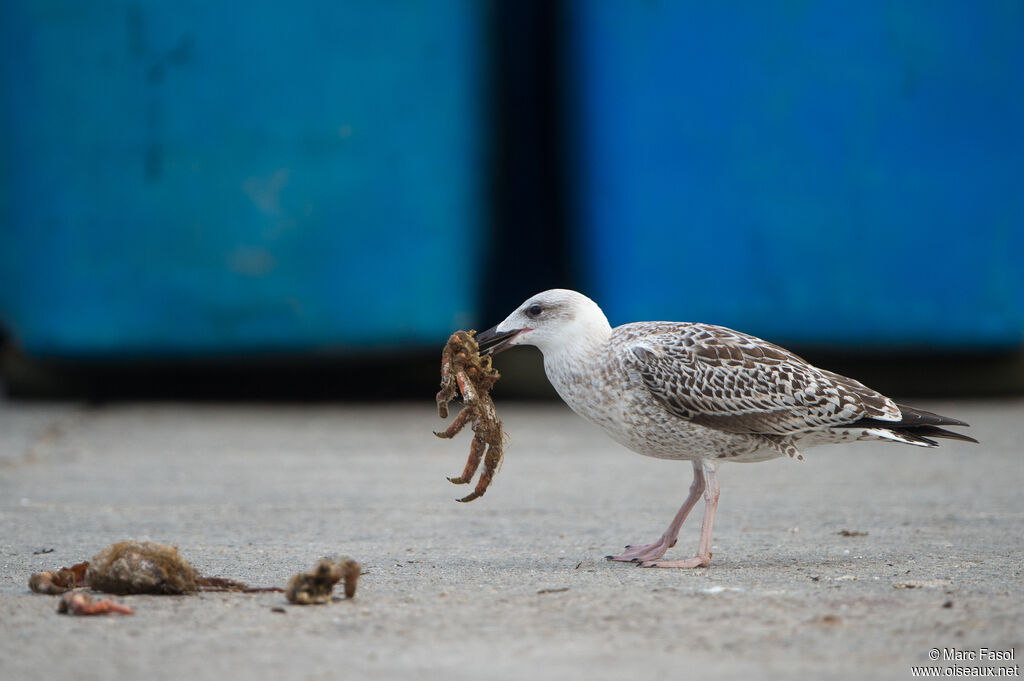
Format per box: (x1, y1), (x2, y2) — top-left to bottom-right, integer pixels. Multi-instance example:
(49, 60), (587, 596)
(476, 325), (525, 356)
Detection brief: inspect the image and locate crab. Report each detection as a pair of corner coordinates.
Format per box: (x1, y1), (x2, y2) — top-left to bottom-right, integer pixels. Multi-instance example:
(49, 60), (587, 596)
(28, 561), (88, 595)
(285, 557), (361, 604)
(435, 330), (504, 502)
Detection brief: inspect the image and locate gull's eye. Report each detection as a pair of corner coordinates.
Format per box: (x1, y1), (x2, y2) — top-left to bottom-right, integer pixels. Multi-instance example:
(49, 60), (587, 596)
(526, 303), (544, 319)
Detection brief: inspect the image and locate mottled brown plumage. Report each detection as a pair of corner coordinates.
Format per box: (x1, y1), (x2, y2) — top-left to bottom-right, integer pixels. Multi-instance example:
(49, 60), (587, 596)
(626, 322), (899, 435)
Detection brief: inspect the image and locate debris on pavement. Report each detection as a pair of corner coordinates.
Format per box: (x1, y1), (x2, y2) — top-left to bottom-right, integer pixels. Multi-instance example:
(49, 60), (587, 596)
(29, 541), (286, 607)
(285, 557), (361, 604)
(197, 576), (281, 593)
(58, 592), (134, 616)
(435, 329), (505, 502)
(837, 530), (869, 537)
(86, 541), (200, 595)
(28, 561), (89, 594)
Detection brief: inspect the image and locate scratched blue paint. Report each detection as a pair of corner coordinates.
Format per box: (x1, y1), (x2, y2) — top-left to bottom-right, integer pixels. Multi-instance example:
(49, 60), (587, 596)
(0, 1), (488, 356)
(567, 1), (1024, 348)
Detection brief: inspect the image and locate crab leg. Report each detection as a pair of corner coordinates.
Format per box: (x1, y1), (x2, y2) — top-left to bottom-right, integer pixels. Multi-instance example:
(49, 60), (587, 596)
(454, 367), (478, 403)
(434, 407), (473, 439)
(448, 431), (488, 485)
(437, 396), (451, 419)
(436, 360), (455, 418)
(456, 442), (496, 502)
(436, 377), (457, 418)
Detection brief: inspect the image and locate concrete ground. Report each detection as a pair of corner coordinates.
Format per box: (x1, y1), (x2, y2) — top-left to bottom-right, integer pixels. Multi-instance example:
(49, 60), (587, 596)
(0, 398), (1021, 680)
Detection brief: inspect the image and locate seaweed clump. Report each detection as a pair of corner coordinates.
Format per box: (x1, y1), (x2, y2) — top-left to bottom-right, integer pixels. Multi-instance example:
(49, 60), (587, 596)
(85, 541), (199, 595)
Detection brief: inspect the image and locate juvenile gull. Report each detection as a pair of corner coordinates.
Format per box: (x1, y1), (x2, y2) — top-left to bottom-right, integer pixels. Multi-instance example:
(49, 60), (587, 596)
(475, 289), (976, 568)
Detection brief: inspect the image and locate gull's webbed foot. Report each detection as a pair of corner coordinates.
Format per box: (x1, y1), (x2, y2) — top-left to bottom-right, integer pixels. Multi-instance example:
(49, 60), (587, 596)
(605, 535), (676, 563)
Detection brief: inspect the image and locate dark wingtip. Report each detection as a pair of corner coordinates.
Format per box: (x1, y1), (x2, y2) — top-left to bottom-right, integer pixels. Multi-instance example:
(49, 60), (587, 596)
(851, 405), (978, 445)
(913, 426), (979, 444)
(891, 404), (972, 428)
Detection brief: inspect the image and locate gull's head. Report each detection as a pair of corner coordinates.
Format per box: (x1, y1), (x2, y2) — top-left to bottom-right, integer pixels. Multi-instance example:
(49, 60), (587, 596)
(476, 289), (611, 357)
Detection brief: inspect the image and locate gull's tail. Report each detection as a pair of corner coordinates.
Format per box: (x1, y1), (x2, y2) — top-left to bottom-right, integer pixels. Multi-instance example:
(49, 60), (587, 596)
(850, 404), (978, 446)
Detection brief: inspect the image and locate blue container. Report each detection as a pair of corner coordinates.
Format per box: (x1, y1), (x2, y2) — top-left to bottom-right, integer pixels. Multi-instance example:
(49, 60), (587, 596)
(567, 2), (1024, 348)
(0, 2), (488, 357)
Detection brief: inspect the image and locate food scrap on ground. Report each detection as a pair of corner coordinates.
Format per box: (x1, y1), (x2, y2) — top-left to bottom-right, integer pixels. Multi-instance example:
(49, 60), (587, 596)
(31, 542), (358, 613)
(28, 561), (88, 595)
(58, 592), (134, 616)
(285, 557), (361, 605)
(435, 329), (505, 502)
(29, 540), (286, 606)
(86, 541), (200, 595)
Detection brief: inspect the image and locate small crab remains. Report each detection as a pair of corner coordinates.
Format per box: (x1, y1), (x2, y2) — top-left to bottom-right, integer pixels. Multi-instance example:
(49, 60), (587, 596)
(435, 330), (504, 502)
(58, 592), (134, 616)
(285, 557), (361, 605)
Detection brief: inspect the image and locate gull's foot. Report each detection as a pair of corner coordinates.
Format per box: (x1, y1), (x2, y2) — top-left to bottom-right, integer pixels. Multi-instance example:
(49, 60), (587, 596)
(638, 554), (711, 569)
(605, 536), (675, 563)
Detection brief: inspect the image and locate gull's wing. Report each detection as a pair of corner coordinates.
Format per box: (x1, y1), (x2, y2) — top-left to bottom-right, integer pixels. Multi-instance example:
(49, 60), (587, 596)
(618, 322), (901, 436)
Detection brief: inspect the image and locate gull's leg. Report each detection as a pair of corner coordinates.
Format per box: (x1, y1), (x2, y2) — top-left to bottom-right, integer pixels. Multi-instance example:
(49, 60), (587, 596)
(607, 461), (706, 563)
(641, 461), (720, 568)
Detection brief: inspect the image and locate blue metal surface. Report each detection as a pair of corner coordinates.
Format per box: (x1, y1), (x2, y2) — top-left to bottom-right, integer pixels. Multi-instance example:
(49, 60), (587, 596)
(0, 1), (488, 357)
(567, 1), (1024, 348)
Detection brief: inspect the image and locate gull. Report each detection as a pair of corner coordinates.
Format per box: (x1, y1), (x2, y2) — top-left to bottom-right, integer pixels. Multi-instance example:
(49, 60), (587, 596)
(475, 289), (976, 568)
